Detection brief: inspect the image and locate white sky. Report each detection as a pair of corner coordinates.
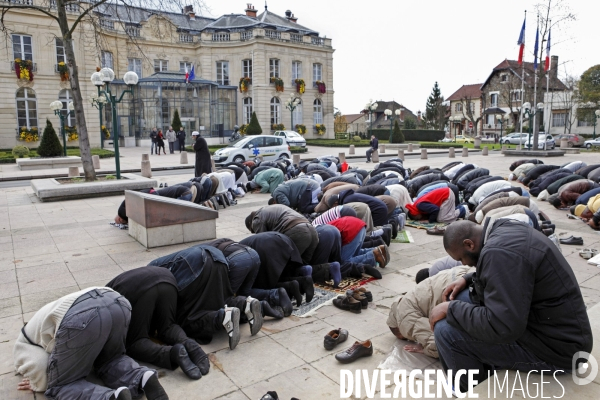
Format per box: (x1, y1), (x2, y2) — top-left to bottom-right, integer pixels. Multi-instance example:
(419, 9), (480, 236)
(204, 0), (600, 115)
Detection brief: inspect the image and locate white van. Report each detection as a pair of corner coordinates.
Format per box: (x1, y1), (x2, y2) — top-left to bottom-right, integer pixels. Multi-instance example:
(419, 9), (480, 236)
(212, 135), (291, 165)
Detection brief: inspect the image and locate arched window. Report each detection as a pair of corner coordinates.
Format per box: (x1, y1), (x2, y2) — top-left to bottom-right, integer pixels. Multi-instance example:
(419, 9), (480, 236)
(270, 97), (281, 125)
(313, 99), (323, 125)
(58, 89), (74, 126)
(243, 97), (253, 124)
(293, 99), (302, 126)
(16, 88), (38, 129)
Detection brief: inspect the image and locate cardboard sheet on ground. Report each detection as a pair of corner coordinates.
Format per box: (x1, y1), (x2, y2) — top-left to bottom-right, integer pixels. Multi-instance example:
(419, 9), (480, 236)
(378, 339), (440, 375)
(391, 230), (413, 244)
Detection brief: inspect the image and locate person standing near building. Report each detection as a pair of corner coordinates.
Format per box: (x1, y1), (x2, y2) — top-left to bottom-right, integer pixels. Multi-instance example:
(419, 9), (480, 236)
(150, 127), (158, 155)
(366, 135), (378, 163)
(156, 130), (166, 155)
(177, 127), (186, 153)
(166, 126), (176, 154)
(193, 131), (212, 177)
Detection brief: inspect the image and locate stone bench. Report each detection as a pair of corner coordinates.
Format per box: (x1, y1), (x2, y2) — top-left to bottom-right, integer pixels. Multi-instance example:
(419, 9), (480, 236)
(17, 156), (82, 171)
(503, 149), (566, 157)
(125, 190), (218, 248)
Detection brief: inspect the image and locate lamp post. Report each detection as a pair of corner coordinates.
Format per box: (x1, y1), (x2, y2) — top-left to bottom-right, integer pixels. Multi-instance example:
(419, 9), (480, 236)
(49, 100), (74, 157)
(385, 108), (402, 143)
(365, 100), (378, 139)
(496, 115), (506, 142)
(521, 102), (544, 150)
(90, 87), (108, 149)
(593, 109), (600, 140)
(285, 95), (300, 132)
(90, 68), (138, 179)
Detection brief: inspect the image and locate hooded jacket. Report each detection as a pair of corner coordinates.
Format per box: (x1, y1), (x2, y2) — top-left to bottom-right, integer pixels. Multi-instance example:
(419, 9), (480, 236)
(447, 219), (593, 369)
(253, 168), (285, 194)
(469, 180), (512, 206)
(249, 204), (308, 234)
(455, 168), (490, 191)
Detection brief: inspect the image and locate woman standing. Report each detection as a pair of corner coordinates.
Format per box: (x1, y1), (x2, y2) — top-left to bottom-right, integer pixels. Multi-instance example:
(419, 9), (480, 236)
(193, 131), (212, 177)
(156, 130), (166, 155)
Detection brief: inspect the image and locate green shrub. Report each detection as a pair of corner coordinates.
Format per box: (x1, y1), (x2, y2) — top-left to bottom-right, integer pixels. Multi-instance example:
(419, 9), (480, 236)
(246, 112), (262, 135)
(37, 119), (63, 157)
(392, 120), (405, 143)
(12, 145), (30, 158)
(171, 109), (182, 132)
(352, 135), (362, 142)
(404, 116), (417, 130)
(371, 128), (445, 142)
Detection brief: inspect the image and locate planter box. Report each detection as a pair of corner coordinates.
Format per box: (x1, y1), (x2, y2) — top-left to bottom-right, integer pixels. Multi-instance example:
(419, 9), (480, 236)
(17, 156), (82, 171)
(31, 173), (157, 202)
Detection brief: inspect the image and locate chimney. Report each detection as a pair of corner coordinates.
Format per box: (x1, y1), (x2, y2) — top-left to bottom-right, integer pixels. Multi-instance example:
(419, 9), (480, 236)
(285, 10), (297, 23)
(183, 5), (195, 20)
(245, 3), (257, 18)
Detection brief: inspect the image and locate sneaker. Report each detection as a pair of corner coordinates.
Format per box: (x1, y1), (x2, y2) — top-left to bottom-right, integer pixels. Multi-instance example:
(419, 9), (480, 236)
(159, 183), (164, 188)
(222, 307), (241, 350)
(244, 297), (263, 336)
(164, 183), (168, 187)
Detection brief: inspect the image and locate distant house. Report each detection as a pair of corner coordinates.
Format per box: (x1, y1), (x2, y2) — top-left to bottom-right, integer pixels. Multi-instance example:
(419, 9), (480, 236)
(447, 84), (483, 138)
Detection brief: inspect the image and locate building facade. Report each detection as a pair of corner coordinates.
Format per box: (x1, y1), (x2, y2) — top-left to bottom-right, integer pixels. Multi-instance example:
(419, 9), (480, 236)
(0, 2), (334, 148)
(447, 84), (483, 138)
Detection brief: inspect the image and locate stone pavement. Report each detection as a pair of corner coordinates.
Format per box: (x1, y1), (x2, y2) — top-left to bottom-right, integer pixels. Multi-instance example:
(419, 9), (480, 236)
(0, 151), (599, 399)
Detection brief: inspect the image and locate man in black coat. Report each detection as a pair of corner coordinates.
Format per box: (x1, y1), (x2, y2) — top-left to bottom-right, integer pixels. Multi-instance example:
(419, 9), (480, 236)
(192, 131), (212, 177)
(177, 127), (186, 153)
(366, 135), (378, 163)
(431, 220), (592, 393)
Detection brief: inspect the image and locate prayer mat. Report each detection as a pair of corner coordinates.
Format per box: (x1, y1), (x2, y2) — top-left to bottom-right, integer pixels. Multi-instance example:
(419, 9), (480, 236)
(391, 230), (413, 244)
(292, 288), (337, 317)
(405, 221), (449, 231)
(315, 275), (377, 295)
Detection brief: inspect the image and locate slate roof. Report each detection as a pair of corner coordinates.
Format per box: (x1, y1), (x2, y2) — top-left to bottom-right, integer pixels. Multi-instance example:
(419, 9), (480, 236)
(447, 84), (483, 101)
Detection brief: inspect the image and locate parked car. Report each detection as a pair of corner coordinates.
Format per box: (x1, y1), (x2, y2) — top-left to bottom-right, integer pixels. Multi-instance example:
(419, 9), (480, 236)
(553, 133), (585, 148)
(439, 137), (453, 143)
(502, 132), (529, 145)
(454, 135), (474, 144)
(524, 134), (556, 150)
(212, 135), (291, 165)
(584, 138), (600, 149)
(274, 130), (307, 147)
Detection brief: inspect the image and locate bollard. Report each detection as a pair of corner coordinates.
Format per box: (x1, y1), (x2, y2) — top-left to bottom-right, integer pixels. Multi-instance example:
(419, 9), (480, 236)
(482, 146), (489, 156)
(141, 160), (152, 178)
(398, 149), (404, 161)
(293, 154), (301, 165)
(501, 145), (508, 154)
(92, 155), (100, 169)
(141, 153), (150, 162)
(338, 152), (346, 164)
(68, 166), (79, 177)
(474, 138), (481, 149)
(349, 145), (355, 155)
(372, 150), (379, 163)
(421, 148), (428, 160)
(180, 152), (188, 164)
(380, 144), (386, 154)
(210, 158), (216, 172)
(448, 147), (455, 158)
(560, 138), (569, 149)
(462, 148), (469, 157)
(407, 143), (413, 152)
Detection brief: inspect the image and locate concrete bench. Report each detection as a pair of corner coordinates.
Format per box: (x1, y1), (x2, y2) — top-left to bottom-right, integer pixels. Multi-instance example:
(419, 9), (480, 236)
(125, 190), (218, 248)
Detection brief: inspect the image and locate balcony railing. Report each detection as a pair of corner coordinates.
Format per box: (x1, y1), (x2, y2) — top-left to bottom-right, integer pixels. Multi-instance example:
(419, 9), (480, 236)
(179, 33), (194, 43)
(125, 26), (141, 38)
(3, 0), (33, 5)
(11, 62), (37, 72)
(265, 30), (281, 39)
(99, 19), (115, 30)
(212, 32), (230, 42)
(50, 0), (79, 12)
(290, 33), (303, 43)
(240, 31), (253, 41)
(311, 37), (324, 45)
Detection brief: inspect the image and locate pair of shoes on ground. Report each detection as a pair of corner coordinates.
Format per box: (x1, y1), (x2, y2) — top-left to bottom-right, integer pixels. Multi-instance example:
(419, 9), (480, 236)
(158, 183), (169, 188)
(324, 328), (348, 350)
(222, 297), (263, 350)
(259, 391), (300, 400)
(426, 226), (446, 236)
(335, 339), (373, 364)
(560, 236), (583, 245)
(579, 249), (599, 260)
(170, 339), (210, 380)
(373, 244), (390, 268)
(332, 288), (373, 314)
(112, 371), (169, 400)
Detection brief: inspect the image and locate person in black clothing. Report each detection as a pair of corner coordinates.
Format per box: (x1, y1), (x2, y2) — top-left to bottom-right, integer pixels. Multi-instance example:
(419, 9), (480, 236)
(193, 131), (212, 177)
(150, 128), (158, 155)
(156, 130), (166, 155)
(114, 185), (193, 224)
(106, 267), (209, 380)
(366, 135), (378, 163)
(177, 127), (186, 152)
(431, 220), (593, 393)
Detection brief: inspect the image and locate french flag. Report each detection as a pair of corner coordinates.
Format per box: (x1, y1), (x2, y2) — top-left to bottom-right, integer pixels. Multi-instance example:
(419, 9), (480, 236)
(517, 15), (526, 65)
(544, 28), (551, 71)
(185, 66), (189, 83)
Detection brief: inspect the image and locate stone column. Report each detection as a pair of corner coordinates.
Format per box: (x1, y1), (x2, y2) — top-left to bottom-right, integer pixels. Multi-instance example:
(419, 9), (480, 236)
(462, 148), (469, 157)
(180, 152), (188, 164)
(421, 148), (427, 159)
(380, 144), (386, 153)
(338, 152), (346, 163)
(474, 138), (481, 149)
(141, 161), (152, 178)
(293, 154), (301, 165)
(482, 146), (489, 156)
(398, 149), (404, 161)
(349, 145), (355, 155)
(560, 138), (569, 149)
(407, 143), (413, 152)
(92, 155), (100, 169)
(68, 166), (79, 177)
(448, 148), (455, 158)
(372, 150), (379, 163)
(141, 153), (149, 162)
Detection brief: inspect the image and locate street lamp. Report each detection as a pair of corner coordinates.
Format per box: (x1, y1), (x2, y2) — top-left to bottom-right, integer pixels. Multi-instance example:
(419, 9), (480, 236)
(385, 108), (402, 143)
(521, 102), (544, 150)
(365, 99), (378, 139)
(593, 109), (600, 140)
(285, 95), (301, 132)
(496, 115), (506, 142)
(90, 88), (109, 149)
(90, 68), (139, 179)
(49, 99), (74, 157)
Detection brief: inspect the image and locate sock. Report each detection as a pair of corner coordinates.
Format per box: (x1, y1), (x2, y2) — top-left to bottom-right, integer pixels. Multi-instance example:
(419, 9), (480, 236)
(297, 265), (312, 277)
(141, 371), (154, 388)
(329, 262), (341, 287)
(114, 387), (127, 398)
(370, 229), (384, 237)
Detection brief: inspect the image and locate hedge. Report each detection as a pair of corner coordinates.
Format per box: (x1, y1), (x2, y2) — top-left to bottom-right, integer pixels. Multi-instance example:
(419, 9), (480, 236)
(305, 139), (372, 147)
(418, 142), (464, 149)
(368, 129), (445, 143)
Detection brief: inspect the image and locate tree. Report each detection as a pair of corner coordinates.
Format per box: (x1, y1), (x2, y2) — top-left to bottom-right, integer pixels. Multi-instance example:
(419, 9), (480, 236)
(403, 116), (417, 129)
(37, 119), (63, 157)
(460, 96), (482, 137)
(546, 73), (580, 134)
(579, 65), (600, 104)
(0, 0), (207, 181)
(172, 109), (182, 132)
(393, 119), (404, 143)
(245, 112), (262, 135)
(334, 114), (348, 133)
(425, 82), (448, 130)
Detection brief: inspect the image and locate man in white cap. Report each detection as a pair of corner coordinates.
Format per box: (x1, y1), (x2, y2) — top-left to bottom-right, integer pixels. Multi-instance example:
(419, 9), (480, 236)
(192, 131), (212, 177)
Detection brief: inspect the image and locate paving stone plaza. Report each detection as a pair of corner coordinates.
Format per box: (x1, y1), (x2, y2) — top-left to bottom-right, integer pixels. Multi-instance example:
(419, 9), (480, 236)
(1, 148), (599, 399)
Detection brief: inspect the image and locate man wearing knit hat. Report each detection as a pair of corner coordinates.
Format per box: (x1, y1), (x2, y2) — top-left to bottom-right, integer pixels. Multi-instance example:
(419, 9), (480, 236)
(571, 193), (600, 230)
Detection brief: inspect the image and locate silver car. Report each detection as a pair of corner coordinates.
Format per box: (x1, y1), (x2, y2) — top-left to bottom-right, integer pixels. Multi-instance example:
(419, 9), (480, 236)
(524, 134), (556, 149)
(502, 132), (529, 145)
(584, 138), (600, 149)
(274, 130), (307, 147)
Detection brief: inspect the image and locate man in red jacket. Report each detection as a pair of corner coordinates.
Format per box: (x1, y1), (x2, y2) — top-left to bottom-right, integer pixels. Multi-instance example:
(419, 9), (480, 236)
(328, 216), (389, 269)
(405, 187), (468, 223)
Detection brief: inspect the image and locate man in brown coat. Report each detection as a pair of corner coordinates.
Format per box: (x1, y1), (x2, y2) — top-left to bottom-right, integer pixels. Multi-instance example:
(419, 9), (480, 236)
(314, 184), (359, 213)
(550, 179), (599, 209)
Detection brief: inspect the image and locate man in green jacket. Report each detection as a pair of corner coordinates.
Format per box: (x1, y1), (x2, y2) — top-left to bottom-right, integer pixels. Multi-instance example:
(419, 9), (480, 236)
(247, 168), (284, 194)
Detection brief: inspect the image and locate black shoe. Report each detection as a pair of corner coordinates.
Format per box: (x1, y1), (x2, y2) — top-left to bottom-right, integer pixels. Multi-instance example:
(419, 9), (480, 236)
(389, 219), (399, 239)
(164, 183), (168, 187)
(559, 236), (583, 245)
(183, 339), (210, 376)
(541, 228), (553, 236)
(542, 220), (553, 225)
(260, 392), (279, 400)
(298, 276), (315, 303)
(543, 223), (555, 231)
(159, 183), (164, 188)
(222, 193), (231, 207)
(261, 300), (284, 319)
(333, 294), (362, 314)
(355, 287), (373, 302)
(110, 388), (132, 400)
(348, 290), (368, 309)
(277, 287), (293, 317)
(141, 373), (169, 400)
(171, 343), (201, 380)
(362, 265), (382, 279)
(277, 280), (302, 307)
(381, 225), (392, 246)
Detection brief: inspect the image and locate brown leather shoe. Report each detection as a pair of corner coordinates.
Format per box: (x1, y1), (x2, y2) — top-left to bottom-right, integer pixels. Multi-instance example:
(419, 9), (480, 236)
(373, 245), (388, 268)
(348, 290), (368, 309)
(335, 340), (373, 364)
(355, 287), (372, 302)
(333, 293), (362, 314)
(324, 328), (349, 350)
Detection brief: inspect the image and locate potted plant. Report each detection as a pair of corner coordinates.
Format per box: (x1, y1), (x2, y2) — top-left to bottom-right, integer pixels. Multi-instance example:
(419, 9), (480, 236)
(238, 124), (247, 135)
(66, 126), (78, 141)
(239, 77), (252, 93)
(315, 80), (326, 94)
(294, 79), (305, 94)
(101, 125), (110, 139)
(14, 58), (34, 82)
(18, 126), (39, 142)
(271, 123), (285, 131)
(270, 77), (284, 92)
(57, 61), (69, 81)
(315, 124), (326, 135)
(295, 124), (307, 134)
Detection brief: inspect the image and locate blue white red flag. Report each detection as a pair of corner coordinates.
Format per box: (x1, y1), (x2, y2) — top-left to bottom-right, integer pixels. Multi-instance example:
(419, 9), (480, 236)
(544, 28), (551, 71)
(517, 16), (526, 65)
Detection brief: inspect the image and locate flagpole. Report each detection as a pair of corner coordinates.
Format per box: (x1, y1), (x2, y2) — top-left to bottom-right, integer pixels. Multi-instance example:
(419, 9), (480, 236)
(545, 23), (551, 143)
(532, 14), (539, 151)
(519, 10), (526, 149)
